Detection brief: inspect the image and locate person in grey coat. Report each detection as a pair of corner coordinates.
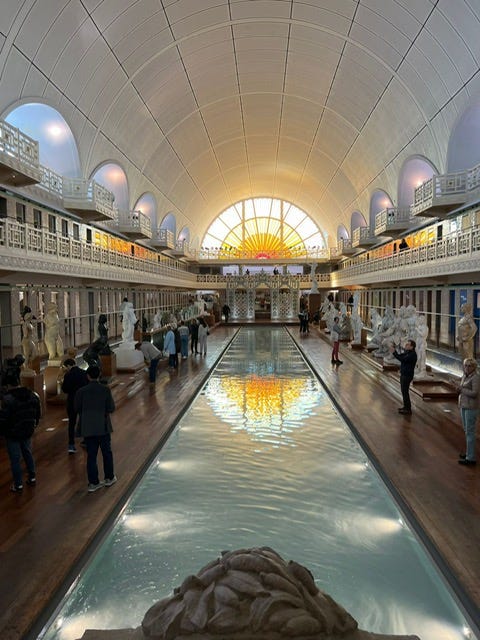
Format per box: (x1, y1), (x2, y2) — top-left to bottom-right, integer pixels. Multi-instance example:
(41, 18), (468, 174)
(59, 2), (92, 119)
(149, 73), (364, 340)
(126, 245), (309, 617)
(74, 365), (116, 492)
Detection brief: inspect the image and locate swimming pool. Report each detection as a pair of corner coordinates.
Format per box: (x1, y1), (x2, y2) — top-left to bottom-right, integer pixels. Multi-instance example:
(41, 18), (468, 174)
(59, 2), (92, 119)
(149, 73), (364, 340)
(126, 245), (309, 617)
(40, 327), (474, 640)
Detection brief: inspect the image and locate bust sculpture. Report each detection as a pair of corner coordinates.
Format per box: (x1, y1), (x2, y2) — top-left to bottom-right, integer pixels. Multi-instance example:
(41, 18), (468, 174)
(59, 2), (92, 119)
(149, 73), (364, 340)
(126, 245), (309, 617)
(457, 303), (477, 360)
(76, 547), (420, 640)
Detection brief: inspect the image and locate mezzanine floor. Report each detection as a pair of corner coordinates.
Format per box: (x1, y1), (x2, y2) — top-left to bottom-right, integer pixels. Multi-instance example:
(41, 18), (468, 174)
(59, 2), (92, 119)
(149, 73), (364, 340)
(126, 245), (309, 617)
(0, 323), (479, 640)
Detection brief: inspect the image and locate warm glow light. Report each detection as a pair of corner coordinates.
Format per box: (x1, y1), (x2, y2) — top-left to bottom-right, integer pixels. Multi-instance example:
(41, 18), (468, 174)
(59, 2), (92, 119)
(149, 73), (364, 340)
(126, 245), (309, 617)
(47, 123), (64, 139)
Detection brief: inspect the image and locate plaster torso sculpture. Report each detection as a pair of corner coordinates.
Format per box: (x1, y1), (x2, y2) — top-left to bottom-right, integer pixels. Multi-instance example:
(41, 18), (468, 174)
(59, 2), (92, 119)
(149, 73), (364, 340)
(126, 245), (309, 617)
(153, 310), (162, 329)
(457, 303), (477, 360)
(77, 546), (421, 640)
(414, 314), (429, 378)
(371, 306), (395, 358)
(44, 302), (64, 360)
(121, 302), (137, 343)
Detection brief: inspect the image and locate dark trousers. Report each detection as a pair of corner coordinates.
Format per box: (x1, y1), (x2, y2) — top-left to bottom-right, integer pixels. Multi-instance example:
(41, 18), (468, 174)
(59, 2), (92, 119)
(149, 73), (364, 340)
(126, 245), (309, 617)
(400, 375), (413, 411)
(191, 337), (198, 354)
(6, 438), (35, 487)
(67, 406), (78, 446)
(148, 357), (160, 382)
(85, 433), (114, 484)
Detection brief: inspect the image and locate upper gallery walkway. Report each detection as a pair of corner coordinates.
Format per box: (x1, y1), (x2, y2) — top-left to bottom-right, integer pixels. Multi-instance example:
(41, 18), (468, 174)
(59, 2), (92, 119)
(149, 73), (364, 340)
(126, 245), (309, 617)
(0, 323), (478, 640)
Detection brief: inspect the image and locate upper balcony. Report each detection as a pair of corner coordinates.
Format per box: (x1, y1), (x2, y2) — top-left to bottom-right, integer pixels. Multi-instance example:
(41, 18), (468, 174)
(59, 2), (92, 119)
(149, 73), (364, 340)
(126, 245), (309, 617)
(170, 239), (191, 259)
(0, 120), (42, 187)
(374, 207), (413, 237)
(411, 171), (468, 218)
(352, 226), (378, 248)
(63, 178), (116, 222)
(150, 228), (175, 251)
(337, 238), (358, 256)
(107, 210), (152, 240)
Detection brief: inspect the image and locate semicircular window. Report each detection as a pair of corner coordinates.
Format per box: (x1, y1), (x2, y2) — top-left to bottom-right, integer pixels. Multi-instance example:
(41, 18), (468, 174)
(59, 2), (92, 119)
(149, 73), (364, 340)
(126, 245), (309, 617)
(203, 198), (325, 258)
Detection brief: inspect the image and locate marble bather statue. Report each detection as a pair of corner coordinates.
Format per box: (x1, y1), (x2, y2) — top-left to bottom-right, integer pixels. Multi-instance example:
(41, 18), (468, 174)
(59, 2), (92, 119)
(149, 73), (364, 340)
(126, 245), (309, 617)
(76, 547), (420, 640)
(456, 302), (477, 361)
(44, 302), (64, 360)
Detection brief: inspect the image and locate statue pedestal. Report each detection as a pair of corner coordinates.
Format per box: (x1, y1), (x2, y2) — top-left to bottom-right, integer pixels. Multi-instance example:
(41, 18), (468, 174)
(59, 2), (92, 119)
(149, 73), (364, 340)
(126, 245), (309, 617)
(44, 364), (67, 404)
(99, 352), (117, 377)
(20, 372), (45, 414)
(114, 343), (145, 372)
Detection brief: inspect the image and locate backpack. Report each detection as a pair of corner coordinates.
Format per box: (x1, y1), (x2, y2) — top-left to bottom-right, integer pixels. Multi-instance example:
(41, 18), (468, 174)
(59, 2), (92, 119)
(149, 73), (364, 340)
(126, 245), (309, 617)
(0, 387), (41, 440)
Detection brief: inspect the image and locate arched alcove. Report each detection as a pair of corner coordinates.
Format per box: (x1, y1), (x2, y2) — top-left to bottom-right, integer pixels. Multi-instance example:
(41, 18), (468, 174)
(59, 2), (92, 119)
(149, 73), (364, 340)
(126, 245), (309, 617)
(134, 192), (157, 227)
(447, 99), (480, 172)
(5, 102), (80, 177)
(178, 226), (190, 243)
(351, 211), (367, 236)
(91, 163), (129, 210)
(397, 156), (436, 207)
(337, 224), (349, 241)
(369, 190), (392, 227)
(160, 212), (177, 238)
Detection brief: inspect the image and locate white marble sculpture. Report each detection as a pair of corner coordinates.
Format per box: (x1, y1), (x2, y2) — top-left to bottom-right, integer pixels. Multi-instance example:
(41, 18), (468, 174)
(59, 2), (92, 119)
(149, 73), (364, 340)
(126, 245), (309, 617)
(153, 310), (162, 329)
(44, 302), (64, 361)
(309, 262), (319, 293)
(76, 547), (420, 640)
(414, 314), (429, 379)
(351, 293), (364, 344)
(371, 306), (395, 358)
(21, 310), (37, 373)
(456, 302), (477, 361)
(121, 301), (137, 343)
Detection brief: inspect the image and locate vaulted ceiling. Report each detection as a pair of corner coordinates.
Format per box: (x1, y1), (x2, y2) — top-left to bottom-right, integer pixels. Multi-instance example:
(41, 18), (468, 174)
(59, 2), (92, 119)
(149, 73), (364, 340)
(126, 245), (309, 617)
(1, 1), (479, 245)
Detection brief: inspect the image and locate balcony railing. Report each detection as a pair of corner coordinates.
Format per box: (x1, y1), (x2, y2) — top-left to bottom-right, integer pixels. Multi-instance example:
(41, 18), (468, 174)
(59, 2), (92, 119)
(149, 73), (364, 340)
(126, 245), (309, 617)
(352, 226), (377, 248)
(63, 178), (116, 222)
(195, 247), (336, 261)
(335, 224), (480, 284)
(106, 210), (152, 240)
(150, 228), (175, 250)
(374, 207), (413, 236)
(0, 119), (42, 186)
(412, 171), (468, 218)
(0, 218), (194, 284)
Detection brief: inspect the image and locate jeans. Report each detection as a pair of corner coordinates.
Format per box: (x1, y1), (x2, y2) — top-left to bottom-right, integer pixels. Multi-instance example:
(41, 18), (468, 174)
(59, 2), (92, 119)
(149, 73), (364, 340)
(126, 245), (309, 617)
(180, 335), (189, 357)
(6, 438), (35, 487)
(67, 406), (78, 446)
(400, 375), (413, 411)
(85, 433), (114, 484)
(460, 408), (478, 461)
(148, 357), (160, 382)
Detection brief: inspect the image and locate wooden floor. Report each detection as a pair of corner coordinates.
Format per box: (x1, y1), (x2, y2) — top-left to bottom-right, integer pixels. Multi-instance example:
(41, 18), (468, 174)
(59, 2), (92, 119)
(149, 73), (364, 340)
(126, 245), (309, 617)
(0, 325), (479, 639)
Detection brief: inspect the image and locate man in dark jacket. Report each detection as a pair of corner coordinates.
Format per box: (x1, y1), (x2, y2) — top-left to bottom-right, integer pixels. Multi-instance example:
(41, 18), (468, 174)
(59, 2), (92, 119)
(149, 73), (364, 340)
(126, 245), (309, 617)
(61, 358), (88, 454)
(390, 339), (417, 415)
(74, 365), (116, 492)
(0, 371), (41, 491)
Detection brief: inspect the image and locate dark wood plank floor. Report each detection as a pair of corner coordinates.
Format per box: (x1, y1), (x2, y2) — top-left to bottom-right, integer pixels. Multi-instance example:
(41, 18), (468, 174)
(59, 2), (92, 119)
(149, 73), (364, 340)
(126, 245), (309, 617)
(0, 325), (479, 639)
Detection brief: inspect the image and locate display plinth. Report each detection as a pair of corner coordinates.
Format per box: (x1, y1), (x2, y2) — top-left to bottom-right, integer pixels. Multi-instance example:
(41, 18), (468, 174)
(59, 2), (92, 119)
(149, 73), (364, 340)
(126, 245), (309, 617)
(114, 343), (145, 371)
(99, 352), (117, 377)
(20, 372), (45, 413)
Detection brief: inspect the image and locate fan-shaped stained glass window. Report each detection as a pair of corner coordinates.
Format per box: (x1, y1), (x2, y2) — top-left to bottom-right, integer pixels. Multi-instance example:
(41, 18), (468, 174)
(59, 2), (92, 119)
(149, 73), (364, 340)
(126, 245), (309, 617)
(203, 199), (325, 259)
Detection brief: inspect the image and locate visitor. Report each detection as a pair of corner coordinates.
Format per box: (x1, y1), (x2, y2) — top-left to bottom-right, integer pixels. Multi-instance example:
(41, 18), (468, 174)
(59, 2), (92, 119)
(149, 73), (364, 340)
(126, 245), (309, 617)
(74, 365), (116, 492)
(457, 358), (479, 466)
(389, 340), (417, 415)
(61, 358), (88, 454)
(178, 321), (190, 359)
(135, 340), (162, 385)
(331, 316), (342, 365)
(198, 318), (209, 356)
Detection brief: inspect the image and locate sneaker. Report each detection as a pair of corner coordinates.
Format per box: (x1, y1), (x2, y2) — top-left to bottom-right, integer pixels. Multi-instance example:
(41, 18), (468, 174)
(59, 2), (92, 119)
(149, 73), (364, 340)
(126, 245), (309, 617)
(335, 360), (343, 365)
(26, 477), (36, 486)
(68, 445), (76, 454)
(104, 476), (117, 487)
(11, 484), (23, 492)
(458, 459), (476, 466)
(87, 482), (104, 493)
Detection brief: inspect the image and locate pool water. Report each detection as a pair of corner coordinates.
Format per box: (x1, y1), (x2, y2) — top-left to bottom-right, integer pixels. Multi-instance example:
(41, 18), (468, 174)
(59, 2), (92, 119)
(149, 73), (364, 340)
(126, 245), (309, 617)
(41, 327), (474, 640)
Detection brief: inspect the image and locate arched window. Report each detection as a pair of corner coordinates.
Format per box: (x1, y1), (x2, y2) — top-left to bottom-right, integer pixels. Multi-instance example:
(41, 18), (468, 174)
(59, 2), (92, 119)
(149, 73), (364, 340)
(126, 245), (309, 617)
(5, 103), (80, 177)
(91, 163), (129, 210)
(369, 190), (392, 227)
(160, 213), (176, 237)
(203, 198), (325, 257)
(134, 193), (157, 227)
(397, 157), (436, 207)
(447, 100), (480, 172)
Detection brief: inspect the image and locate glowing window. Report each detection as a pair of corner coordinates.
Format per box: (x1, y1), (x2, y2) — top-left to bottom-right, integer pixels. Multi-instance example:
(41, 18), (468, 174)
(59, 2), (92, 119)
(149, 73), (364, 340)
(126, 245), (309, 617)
(203, 198), (325, 258)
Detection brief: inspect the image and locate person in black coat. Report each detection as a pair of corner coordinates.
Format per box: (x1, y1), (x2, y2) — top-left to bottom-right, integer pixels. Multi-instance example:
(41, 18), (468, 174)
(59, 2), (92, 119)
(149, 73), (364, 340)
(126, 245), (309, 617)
(390, 339), (417, 415)
(61, 358), (88, 453)
(75, 365), (116, 492)
(0, 370), (41, 491)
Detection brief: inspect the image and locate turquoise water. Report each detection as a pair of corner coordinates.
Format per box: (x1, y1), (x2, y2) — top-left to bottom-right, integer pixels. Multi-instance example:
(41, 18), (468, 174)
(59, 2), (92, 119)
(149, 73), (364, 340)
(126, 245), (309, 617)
(41, 328), (474, 640)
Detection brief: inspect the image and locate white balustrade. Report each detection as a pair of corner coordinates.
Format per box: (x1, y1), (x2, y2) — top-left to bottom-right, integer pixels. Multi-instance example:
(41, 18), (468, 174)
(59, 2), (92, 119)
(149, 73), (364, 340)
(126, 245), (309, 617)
(0, 120), (40, 168)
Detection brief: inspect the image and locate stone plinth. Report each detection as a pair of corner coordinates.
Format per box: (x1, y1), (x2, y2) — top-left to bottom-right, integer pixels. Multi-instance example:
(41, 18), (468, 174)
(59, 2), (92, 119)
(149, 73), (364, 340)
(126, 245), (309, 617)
(114, 343), (145, 372)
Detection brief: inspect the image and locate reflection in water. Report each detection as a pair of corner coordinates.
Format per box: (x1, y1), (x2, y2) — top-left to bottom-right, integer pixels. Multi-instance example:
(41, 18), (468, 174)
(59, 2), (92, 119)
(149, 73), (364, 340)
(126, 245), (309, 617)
(41, 328), (473, 640)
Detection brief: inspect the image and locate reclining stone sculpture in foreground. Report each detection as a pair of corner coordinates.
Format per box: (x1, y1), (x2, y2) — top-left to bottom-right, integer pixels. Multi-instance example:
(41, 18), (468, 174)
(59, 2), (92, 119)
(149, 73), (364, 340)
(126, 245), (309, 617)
(77, 547), (420, 640)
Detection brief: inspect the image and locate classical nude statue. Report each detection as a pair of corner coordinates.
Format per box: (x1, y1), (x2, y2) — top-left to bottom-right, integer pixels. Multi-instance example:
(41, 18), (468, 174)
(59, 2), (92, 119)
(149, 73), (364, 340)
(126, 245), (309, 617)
(44, 302), (64, 360)
(414, 314), (429, 379)
(76, 547), (420, 640)
(21, 308), (37, 372)
(456, 302), (477, 360)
